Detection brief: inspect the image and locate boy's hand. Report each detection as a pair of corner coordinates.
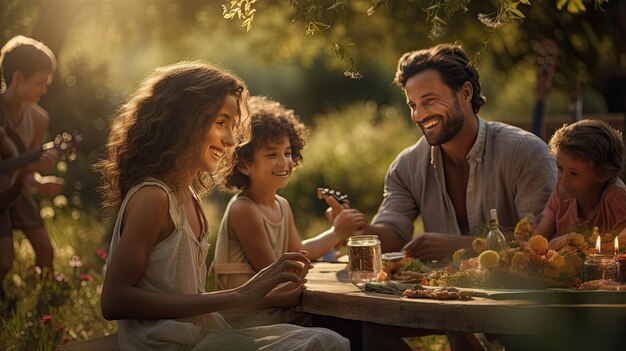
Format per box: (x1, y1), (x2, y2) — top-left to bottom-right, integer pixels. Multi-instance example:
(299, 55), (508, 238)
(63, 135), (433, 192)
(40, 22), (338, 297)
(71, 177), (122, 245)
(332, 209), (368, 239)
(323, 194), (349, 224)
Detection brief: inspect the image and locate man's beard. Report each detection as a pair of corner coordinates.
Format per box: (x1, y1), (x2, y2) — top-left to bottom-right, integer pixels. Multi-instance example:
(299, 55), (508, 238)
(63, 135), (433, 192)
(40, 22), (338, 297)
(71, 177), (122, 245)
(422, 99), (465, 146)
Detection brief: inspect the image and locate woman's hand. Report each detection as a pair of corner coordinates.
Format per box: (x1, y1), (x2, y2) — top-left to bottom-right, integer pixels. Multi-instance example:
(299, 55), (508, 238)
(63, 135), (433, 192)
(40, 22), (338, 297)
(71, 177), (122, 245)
(263, 281), (304, 308)
(236, 251), (312, 304)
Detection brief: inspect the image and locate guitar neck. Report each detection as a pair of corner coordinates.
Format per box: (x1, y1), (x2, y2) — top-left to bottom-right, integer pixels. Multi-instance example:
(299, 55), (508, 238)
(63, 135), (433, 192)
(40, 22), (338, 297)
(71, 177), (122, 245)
(0, 149), (44, 174)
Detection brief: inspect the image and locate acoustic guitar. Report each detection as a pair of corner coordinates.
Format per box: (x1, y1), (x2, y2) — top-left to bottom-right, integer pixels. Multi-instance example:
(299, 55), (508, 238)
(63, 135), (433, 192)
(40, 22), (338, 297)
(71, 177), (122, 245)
(0, 129), (81, 206)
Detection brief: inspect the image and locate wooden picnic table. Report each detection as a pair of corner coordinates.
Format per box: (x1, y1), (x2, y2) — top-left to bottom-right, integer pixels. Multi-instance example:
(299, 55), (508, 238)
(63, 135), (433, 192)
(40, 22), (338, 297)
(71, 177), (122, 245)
(297, 262), (626, 351)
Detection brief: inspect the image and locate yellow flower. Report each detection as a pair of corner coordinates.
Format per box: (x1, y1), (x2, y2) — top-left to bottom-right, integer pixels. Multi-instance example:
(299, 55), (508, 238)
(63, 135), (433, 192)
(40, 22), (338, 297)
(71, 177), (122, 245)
(472, 237), (487, 255)
(546, 250), (565, 269)
(501, 247), (520, 266)
(566, 233), (586, 247)
(528, 235), (549, 256)
(478, 250), (500, 270)
(452, 249), (466, 263)
(514, 217), (534, 242)
(510, 252), (529, 271)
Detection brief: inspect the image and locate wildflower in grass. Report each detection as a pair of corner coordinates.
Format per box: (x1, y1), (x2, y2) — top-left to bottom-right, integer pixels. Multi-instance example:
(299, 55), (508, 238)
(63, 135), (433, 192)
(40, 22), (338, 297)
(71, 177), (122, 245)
(69, 255), (83, 268)
(96, 249), (108, 260)
(55, 272), (67, 283)
(41, 314), (54, 324)
(80, 274), (92, 282)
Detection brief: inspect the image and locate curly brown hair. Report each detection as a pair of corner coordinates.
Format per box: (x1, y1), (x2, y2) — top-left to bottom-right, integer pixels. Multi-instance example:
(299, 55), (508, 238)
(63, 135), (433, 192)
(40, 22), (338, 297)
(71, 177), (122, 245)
(549, 119), (624, 179)
(222, 96), (306, 191)
(95, 61), (249, 216)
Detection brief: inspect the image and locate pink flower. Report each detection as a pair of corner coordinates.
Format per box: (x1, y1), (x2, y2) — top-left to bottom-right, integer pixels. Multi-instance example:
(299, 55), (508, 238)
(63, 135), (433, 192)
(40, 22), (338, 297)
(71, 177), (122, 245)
(96, 249), (108, 260)
(80, 274), (92, 282)
(41, 314), (54, 324)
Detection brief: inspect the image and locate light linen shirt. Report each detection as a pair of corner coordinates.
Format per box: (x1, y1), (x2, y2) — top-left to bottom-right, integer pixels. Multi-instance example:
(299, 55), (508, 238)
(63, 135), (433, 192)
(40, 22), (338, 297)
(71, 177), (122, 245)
(373, 117), (557, 242)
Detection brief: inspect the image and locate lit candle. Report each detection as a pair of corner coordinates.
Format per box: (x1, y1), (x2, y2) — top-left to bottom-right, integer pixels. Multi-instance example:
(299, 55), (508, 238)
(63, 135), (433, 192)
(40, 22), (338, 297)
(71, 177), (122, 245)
(615, 237), (626, 283)
(583, 234), (619, 282)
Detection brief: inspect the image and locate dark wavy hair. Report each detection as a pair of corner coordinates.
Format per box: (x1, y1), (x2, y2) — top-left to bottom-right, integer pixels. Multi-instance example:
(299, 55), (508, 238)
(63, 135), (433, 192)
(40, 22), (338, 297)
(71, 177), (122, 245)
(549, 119), (625, 179)
(394, 43), (486, 113)
(95, 61), (249, 216)
(1, 35), (56, 89)
(222, 96), (306, 190)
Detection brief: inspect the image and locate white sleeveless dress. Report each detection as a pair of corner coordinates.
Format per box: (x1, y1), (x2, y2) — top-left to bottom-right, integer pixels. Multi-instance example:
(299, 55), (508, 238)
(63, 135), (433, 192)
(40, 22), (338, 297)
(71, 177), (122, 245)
(106, 178), (349, 351)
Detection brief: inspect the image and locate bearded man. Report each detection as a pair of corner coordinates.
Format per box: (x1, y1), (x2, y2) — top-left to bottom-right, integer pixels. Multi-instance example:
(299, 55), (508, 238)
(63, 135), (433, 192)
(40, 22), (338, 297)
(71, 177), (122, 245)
(363, 43), (556, 260)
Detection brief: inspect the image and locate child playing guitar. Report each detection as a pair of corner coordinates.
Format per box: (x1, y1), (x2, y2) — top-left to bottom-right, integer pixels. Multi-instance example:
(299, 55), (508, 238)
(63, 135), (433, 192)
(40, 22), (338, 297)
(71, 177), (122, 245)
(1, 36), (64, 301)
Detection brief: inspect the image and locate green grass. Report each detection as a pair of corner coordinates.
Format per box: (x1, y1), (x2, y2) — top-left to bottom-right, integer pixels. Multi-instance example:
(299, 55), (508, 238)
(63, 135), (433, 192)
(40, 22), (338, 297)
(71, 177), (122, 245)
(0, 208), (116, 350)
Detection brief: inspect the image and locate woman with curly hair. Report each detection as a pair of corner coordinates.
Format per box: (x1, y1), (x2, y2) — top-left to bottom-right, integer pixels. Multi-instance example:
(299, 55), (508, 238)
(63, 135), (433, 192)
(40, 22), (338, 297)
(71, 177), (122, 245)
(212, 96), (367, 327)
(96, 62), (349, 350)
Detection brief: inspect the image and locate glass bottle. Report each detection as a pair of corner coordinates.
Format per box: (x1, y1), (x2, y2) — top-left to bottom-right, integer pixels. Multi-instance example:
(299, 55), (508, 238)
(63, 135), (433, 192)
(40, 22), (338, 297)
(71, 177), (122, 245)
(486, 219), (507, 252)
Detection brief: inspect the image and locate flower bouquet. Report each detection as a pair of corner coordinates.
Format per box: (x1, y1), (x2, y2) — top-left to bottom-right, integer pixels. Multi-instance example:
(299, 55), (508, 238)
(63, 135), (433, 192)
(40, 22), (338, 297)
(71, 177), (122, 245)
(421, 218), (608, 289)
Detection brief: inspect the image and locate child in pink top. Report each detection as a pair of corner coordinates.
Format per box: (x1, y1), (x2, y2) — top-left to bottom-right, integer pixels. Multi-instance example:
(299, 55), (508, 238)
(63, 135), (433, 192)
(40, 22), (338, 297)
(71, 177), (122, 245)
(535, 119), (626, 250)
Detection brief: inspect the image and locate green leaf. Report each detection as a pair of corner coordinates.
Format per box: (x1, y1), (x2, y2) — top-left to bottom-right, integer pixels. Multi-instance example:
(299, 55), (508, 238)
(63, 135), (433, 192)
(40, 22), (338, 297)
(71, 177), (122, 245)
(326, 2), (344, 11)
(509, 7), (526, 18)
(519, 0), (531, 5)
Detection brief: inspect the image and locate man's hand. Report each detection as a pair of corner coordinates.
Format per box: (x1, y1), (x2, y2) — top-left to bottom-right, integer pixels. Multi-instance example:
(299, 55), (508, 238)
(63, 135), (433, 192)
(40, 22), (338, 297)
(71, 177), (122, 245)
(403, 233), (472, 260)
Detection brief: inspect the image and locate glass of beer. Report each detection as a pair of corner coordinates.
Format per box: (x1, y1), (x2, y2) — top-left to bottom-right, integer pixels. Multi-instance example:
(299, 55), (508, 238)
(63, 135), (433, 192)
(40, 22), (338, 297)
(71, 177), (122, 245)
(347, 235), (382, 287)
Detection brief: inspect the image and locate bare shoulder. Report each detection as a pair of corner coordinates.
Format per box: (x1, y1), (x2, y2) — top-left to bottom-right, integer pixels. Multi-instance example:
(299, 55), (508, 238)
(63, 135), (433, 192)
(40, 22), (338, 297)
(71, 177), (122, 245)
(229, 196), (260, 219)
(123, 185), (171, 228)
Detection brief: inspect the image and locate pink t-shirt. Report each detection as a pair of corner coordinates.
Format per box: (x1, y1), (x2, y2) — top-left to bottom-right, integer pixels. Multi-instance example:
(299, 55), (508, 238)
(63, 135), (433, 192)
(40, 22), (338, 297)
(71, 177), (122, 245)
(543, 178), (626, 237)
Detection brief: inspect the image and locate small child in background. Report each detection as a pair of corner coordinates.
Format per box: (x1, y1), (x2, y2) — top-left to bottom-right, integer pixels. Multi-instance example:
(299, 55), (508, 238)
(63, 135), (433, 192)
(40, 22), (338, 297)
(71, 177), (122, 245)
(97, 62), (349, 350)
(213, 96), (366, 326)
(534, 119), (626, 250)
(1, 36), (64, 292)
